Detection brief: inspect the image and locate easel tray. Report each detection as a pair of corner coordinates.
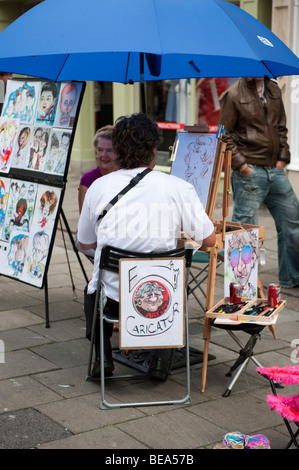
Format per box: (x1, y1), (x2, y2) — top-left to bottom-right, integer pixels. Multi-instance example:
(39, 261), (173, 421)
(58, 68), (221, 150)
(206, 297), (286, 322)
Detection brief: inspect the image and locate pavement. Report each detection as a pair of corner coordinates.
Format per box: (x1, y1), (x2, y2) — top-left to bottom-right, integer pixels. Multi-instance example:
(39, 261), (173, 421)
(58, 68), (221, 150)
(0, 170), (299, 452)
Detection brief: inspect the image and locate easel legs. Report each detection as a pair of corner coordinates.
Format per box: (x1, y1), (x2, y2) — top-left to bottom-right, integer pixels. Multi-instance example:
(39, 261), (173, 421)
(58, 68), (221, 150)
(201, 245), (217, 393)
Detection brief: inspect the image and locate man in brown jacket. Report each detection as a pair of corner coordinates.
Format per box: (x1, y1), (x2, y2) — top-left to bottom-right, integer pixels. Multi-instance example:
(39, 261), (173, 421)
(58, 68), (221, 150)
(219, 76), (299, 289)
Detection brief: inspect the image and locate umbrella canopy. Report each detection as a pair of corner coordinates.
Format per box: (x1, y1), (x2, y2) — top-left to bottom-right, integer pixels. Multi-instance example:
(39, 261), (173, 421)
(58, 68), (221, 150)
(0, 0), (298, 82)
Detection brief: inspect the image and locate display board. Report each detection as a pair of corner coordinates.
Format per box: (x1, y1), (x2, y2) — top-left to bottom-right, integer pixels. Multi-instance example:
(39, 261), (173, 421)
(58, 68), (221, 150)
(0, 78), (85, 288)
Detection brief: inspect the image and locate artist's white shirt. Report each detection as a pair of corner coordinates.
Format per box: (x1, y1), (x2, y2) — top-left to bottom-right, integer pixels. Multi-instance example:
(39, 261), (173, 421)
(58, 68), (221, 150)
(77, 168), (214, 301)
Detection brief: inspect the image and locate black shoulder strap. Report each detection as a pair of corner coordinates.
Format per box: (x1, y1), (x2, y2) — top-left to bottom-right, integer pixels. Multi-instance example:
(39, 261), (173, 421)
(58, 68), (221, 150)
(97, 167), (152, 223)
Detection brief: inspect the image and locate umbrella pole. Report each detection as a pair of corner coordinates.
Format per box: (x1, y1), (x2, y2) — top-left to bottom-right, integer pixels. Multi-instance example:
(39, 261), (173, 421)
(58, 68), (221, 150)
(140, 53), (146, 114)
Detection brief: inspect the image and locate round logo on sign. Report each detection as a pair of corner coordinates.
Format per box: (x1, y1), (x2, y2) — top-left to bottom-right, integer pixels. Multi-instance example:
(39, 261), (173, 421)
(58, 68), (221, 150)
(132, 280), (171, 319)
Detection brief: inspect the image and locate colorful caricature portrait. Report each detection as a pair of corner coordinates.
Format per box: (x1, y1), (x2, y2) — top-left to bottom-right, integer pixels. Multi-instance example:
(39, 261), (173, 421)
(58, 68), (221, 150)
(36, 82), (60, 125)
(38, 190), (58, 228)
(226, 230), (258, 298)
(59, 83), (77, 127)
(0, 118), (19, 173)
(7, 233), (29, 277)
(133, 280), (171, 319)
(3, 81), (39, 125)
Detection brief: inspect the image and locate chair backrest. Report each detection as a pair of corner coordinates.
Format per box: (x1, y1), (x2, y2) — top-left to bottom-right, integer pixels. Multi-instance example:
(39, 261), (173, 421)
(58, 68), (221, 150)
(100, 244), (193, 274)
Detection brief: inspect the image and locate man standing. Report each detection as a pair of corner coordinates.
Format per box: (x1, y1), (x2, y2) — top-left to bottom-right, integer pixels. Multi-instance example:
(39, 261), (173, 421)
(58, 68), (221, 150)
(78, 113), (216, 380)
(219, 76), (299, 289)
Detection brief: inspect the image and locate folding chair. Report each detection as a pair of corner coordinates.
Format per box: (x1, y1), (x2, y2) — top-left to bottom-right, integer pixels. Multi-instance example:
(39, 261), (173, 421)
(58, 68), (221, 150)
(257, 365), (299, 449)
(188, 250), (223, 312)
(211, 321), (265, 397)
(86, 244), (193, 409)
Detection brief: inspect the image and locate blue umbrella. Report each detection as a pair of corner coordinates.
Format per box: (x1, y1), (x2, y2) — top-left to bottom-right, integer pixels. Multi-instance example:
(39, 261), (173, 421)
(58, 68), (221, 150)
(0, 0), (298, 82)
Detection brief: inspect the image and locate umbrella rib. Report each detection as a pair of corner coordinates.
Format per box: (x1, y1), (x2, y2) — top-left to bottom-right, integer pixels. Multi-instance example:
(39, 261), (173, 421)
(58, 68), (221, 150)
(54, 53), (70, 82)
(125, 52), (131, 84)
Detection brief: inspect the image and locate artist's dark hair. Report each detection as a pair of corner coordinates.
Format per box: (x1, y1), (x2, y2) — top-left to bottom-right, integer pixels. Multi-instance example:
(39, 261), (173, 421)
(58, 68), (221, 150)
(112, 113), (161, 169)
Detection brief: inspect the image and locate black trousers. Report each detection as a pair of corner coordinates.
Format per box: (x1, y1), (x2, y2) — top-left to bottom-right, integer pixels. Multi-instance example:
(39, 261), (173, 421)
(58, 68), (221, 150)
(84, 286), (118, 359)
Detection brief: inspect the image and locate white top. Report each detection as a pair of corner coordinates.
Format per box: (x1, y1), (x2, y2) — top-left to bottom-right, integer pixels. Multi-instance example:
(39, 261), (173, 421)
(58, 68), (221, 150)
(78, 168), (214, 300)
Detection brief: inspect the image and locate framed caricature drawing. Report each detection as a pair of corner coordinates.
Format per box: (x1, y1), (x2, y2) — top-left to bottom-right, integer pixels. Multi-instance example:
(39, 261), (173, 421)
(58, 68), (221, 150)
(0, 78), (85, 288)
(119, 257), (186, 349)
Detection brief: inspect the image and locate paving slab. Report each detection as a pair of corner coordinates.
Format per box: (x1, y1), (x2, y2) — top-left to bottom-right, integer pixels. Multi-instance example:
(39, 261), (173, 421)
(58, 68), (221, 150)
(0, 408), (71, 449)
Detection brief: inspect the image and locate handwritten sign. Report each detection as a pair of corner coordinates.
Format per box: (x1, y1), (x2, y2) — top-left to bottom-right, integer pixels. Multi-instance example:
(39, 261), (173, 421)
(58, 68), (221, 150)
(119, 258), (185, 349)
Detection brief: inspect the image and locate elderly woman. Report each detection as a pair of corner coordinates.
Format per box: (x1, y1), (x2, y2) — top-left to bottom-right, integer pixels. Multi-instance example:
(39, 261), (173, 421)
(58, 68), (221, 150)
(75, 125), (119, 259)
(78, 125), (118, 213)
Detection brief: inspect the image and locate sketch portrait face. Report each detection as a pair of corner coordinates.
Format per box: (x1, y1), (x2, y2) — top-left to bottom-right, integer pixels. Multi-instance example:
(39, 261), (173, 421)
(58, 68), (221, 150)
(185, 151), (207, 183)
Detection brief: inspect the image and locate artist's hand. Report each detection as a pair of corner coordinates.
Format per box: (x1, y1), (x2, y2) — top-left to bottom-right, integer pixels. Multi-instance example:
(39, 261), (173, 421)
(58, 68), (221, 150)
(276, 161), (286, 169)
(239, 164), (253, 176)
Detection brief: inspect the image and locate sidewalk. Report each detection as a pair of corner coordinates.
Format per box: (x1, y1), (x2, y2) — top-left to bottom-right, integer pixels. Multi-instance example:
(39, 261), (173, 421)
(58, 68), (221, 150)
(0, 170), (298, 450)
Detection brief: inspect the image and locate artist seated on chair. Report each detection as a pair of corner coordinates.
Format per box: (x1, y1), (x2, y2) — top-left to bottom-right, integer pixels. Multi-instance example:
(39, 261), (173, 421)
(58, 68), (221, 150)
(77, 113), (216, 380)
(75, 125), (119, 259)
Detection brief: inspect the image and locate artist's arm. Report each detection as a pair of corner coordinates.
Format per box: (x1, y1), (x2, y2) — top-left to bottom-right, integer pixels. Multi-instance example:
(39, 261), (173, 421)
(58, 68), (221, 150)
(79, 240), (97, 251)
(202, 231), (216, 247)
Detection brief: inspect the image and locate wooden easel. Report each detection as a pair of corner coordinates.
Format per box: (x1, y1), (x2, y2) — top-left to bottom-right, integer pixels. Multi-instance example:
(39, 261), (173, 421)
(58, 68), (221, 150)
(200, 151), (276, 393)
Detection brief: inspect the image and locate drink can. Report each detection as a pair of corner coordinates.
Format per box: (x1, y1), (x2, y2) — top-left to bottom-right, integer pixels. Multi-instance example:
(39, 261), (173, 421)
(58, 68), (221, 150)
(230, 282), (242, 303)
(268, 283), (281, 307)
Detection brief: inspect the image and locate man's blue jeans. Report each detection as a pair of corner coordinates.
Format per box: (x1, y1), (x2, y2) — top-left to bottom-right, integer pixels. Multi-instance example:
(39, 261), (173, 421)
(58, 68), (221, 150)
(231, 165), (299, 288)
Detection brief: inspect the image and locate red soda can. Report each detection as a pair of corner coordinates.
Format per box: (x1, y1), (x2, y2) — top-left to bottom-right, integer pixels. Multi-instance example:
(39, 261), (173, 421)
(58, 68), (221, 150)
(230, 282), (242, 303)
(268, 283), (281, 307)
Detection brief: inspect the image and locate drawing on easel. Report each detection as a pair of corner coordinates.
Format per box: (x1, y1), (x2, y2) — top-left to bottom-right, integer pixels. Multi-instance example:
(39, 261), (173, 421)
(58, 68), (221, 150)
(35, 81), (60, 126)
(54, 82), (83, 128)
(0, 117), (19, 173)
(170, 131), (221, 215)
(224, 229), (259, 298)
(2, 80), (40, 125)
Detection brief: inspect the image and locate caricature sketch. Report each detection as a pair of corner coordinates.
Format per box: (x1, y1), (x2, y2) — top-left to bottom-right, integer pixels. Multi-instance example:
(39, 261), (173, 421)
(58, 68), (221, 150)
(32, 185), (61, 230)
(26, 230), (50, 284)
(224, 229), (259, 298)
(7, 232), (29, 278)
(36, 81), (60, 126)
(27, 126), (50, 171)
(2, 80), (40, 125)
(0, 117), (19, 173)
(170, 132), (217, 209)
(54, 82), (82, 128)
(3, 179), (37, 241)
(44, 129), (71, 175)
(11, 126), (31, 169)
